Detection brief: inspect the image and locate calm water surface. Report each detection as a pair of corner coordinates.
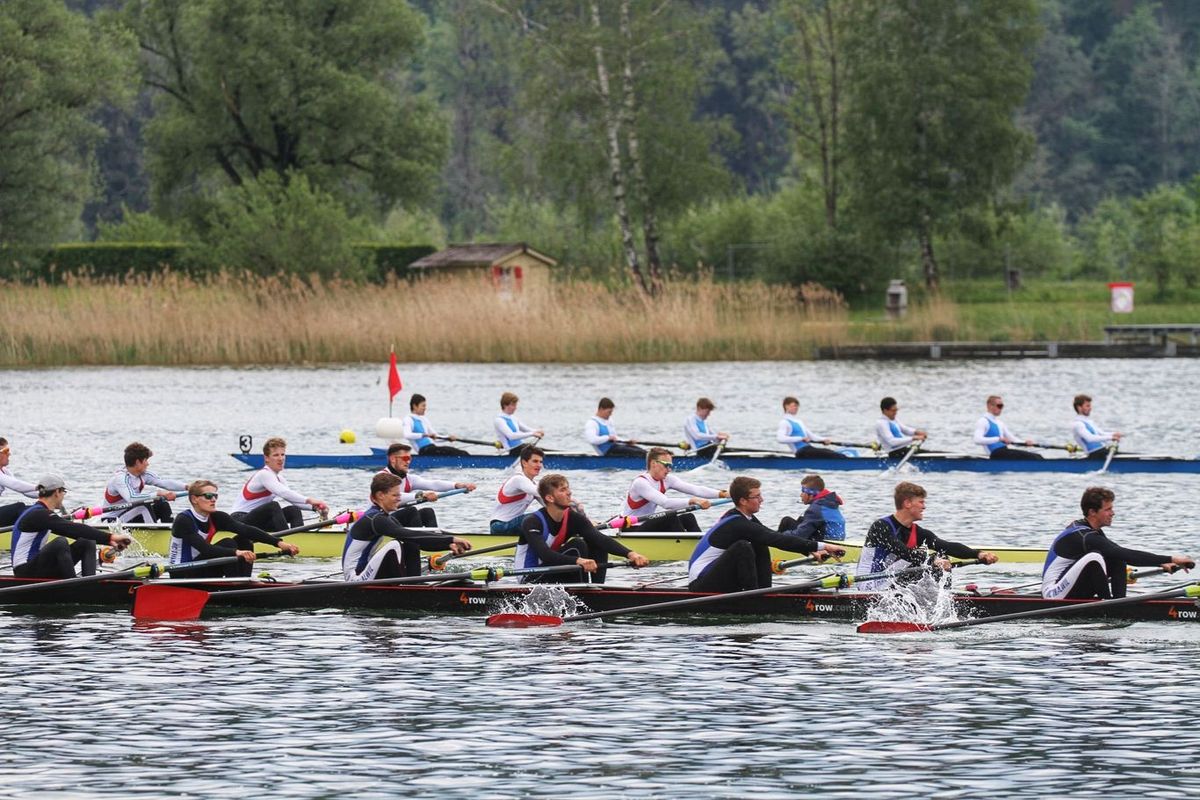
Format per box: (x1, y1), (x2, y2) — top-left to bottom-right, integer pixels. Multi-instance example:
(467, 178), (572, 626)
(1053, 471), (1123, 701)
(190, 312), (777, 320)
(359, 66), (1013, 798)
(2, 360), (1199, 797)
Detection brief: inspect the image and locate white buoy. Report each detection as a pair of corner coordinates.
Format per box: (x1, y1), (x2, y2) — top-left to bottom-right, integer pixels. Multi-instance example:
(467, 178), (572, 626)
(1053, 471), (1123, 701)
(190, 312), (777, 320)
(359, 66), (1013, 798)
(376, 417), (406, 439)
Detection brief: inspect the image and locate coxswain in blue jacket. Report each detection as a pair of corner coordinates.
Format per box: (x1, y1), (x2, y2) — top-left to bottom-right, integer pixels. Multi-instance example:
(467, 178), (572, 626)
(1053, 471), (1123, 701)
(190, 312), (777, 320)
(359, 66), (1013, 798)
(11, 474), (132, 579)
(776, 474), (846, 541)
(1042, 486), (1191, 600)
(688, 476), (845, 593)
(973, 395), (1042, 460)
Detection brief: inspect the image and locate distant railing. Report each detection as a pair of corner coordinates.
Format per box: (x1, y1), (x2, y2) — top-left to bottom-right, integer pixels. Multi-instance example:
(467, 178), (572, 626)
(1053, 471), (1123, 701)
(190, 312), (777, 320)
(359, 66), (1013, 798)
(1103, 324), (1200, 345)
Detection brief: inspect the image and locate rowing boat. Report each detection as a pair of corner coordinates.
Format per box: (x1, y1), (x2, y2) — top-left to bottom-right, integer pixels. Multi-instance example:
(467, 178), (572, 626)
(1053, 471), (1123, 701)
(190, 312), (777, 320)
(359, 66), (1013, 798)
(231, 448), (1200, 474)
(0, 574), (1196, 625)
(0, 524), (1051, 564)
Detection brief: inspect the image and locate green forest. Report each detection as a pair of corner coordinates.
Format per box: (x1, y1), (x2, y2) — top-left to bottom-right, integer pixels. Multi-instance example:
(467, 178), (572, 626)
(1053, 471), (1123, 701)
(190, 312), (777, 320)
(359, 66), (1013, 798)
(4, 0), (1200, 298)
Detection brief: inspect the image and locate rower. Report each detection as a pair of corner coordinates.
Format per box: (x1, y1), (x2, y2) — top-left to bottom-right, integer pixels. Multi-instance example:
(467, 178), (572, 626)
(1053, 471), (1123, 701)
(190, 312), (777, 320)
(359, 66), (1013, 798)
(516, 474), (649, 583)
(169, 480), (300, 578)
(11, 474), (132, 579)
(619, 447), (727, 532)
(102, 442), (188, 523)
(688, 476), (845, 593)
(343, 473), (471, 581)
(776, 474), (846, 541)
(231, 437), (329, 531)
(404, 393), (468, 456)
(973, 395), (1042, 460)
(494, 392), (544, 455)
(875, 396), (927, 456)
(584, 397), (645, 457)
(855, 481), (998, 589)
(488, 445), (544, 535)
(378, 442), (475, 528)
(1071, 394), (1122, 459)
(776, 397), (846, 459)
(684, 397), (729, 458)
(0, 437), (38, 528)
(1042, 487), (1192, 600)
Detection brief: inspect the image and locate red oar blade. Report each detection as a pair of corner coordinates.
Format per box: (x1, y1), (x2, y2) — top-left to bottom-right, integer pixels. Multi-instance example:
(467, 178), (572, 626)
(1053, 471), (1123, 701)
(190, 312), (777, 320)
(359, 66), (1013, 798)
(133, 584), (211, 621)
(485, 613), (564, 628)
(856, 621), (933, 635)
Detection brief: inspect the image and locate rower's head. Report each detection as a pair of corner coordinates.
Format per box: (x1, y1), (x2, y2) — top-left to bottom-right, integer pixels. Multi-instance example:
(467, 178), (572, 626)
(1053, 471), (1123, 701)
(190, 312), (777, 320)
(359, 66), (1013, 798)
(519, 445), (545, 478)
(881, 397), (898, 419)
(782, 396), (799, 415)
(1073, 394), (1092, 415)
(538, 473), (572, 510)
(370, 472), (404, 513)
(646, 447), (674, 477)
(800, 474), (825, 504)
(410, 393), (427, 415)
(986, 395), (1004, 416)
(0, 437), (9, 468)
(597, 397), (615, 419)
(124, 442), (152, 474)
(1081, 486), (1115, 528)
(187, 480), (220, 513)
(36, 473), (67, 509)
(263, 437), (287, 472)
(696, 397), (715, 419)
(500, 392), (519, 414)
(893, 481), (926, 520)
(730, 476), (763, 514)
(387, 442), (413, 472)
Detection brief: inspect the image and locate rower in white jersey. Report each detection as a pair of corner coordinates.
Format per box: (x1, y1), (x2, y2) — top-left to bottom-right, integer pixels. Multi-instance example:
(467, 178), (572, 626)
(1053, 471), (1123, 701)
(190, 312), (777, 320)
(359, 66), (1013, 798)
(494, 392), (544, 455)
(776, 396), (846, 459)
(1071, 393), (1123, 460)
(0, 437), (39, 528)
(620, 447), (728, 532)
(102, 441), (188, 523)
(683, 397), (729, 458)
(403, 393), (468, 456)
(973, 395), (1042, 460)
(875, 396), (927, 456)
(377, 442), (475, 528)
(231, 436), (329, 531)
(584, 397), (645, 457)
(489, 445), (545, 534)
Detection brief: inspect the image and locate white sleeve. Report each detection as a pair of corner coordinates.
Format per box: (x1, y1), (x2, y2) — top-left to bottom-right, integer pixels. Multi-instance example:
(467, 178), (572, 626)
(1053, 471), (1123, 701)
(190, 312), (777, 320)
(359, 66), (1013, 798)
(776, 419), (807, 445)
(583, 418), (608, 446)
(409, 474), (456, 492)
(876, 419), (911, 450)
(0, 470), (39, 499)
(973, 417), (1001, 446)
(513, 474), (539, 497)
(665, 474), (721, 499)
(631, 476), (691, 510)
(259, 470), (312, 508)
(143, 471), (188, 493)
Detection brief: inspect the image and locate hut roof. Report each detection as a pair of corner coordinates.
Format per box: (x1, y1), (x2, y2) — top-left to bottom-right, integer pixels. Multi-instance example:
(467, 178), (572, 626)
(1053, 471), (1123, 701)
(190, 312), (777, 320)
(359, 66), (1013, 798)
(408, 243), (558, 270)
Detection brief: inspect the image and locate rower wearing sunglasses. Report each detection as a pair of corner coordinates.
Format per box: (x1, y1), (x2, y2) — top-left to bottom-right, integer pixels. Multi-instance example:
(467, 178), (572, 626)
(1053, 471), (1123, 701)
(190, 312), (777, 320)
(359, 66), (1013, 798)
(618, 447), (727, 533)
(973, 395), (1041, 460)
(170, 480), (300, 578)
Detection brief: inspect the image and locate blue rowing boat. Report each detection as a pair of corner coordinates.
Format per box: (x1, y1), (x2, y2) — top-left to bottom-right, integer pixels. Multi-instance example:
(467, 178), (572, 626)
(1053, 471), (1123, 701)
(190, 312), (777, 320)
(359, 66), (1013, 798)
(230, 448), (1200, 474)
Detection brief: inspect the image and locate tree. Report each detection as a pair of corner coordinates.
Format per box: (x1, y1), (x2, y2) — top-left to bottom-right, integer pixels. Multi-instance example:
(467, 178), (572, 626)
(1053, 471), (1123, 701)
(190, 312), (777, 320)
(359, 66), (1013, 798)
(0, 0), (135, 247)
(842, 0), (1040, 290)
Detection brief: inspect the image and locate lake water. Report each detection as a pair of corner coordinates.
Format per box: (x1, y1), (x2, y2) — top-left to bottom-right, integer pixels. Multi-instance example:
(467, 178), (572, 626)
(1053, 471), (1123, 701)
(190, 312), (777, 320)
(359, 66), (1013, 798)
(2, 360), (1199, 797)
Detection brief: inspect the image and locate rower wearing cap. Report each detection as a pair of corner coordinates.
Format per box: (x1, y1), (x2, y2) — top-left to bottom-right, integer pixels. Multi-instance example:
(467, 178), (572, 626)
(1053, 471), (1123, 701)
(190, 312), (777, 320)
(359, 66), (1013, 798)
(102, 442), (188, 523)
(688, 476), (845, 593)
(777, 397), (846, 459)
(1043, 487), (1192, 600)
(403, 394), (468, 456)
(875, 397), (927, 456)
(495, 392), (544, 456)
(378, 442), (475, 528)
(855, 482), (998, 589)
(516, 474), (649, 583)
(0, 437), (38, 527)
(584, 397), (645, 457)
(169, 480), (300, 577)
(776, 474), (846, 541)
(231, 437), (329, 531)
(1071, 394), (1123, 459)
(10, 474), (132, 578)
(684, 397), (729, 458)
(619, 448), (727, 532)
(973, 395), (1042, 460)
(343, 473), (472, 581)
(488, 446), (544, 535)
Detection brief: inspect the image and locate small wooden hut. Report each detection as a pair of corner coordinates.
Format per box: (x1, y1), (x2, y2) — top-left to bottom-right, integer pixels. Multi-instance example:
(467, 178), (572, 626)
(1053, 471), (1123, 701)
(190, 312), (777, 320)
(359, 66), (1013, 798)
(408, 243), (558, 292)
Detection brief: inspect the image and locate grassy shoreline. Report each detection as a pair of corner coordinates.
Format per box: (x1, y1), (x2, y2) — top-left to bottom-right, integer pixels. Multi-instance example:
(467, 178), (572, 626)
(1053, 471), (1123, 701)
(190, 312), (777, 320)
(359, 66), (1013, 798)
(3, 273), (1198, 366)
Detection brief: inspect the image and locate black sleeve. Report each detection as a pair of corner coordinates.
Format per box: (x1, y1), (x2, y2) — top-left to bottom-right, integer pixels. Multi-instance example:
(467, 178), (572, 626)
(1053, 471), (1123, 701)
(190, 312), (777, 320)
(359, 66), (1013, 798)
(520, 514), (579, 567)
(922, 527), (981, 561)
(574, 513), (632, 558)
(171, 515), (236, 559)
(711, 514), (820, 555)
(863, 517), (929, 564)
(353, 514), (453, 550)
(43, 510), (112, 544)
(1083, 531), (1171, 567)
(212, 511), (282, 547)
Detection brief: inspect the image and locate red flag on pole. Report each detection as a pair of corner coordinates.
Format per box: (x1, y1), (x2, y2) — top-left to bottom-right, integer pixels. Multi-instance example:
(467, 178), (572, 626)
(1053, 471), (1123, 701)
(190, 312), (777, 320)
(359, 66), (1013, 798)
(387, 346), (402, 400)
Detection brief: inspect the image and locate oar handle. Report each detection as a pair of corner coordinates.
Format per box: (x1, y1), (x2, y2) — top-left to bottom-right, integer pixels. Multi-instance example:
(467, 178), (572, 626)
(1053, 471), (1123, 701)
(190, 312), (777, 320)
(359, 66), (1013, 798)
(429, 539), (521, 570)
(274, 510), (359, 537)
(399, 487), (469, 507)
(436, 435), (503, 449)
(619, 440), (691, 451)
(73, 496), (162, 520)
(827, 441), (882, 451)
(605, 497), (733, 530)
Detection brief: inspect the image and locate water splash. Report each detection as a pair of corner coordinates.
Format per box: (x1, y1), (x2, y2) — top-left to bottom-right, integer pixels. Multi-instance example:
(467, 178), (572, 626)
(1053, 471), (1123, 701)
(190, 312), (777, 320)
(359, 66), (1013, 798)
(494, 584), (591, 618)
(862, 568), (964, 626)
(100, 522), (154, 567)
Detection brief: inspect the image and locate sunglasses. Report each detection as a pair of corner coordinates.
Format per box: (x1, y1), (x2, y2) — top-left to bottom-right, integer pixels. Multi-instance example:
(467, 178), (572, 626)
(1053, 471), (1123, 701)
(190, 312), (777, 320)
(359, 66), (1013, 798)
(194, 492), (219, 500)
(653, 459), (674, 470)
(801, 487), (819, 496)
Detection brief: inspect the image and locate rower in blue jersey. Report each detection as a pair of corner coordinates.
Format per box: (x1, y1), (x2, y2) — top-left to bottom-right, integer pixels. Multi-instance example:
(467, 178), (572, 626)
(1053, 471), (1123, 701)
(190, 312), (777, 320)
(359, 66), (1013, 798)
(403, 393), (468, 456)
(683, 397), (729, 458)
(583, 397), (645, 457)
(494, 392), (544, 455)
(516, 474), (649, 583)
(776, 474), (846, 541)
(11, 474), (132, 579)
(688, 476), (844, 593)
(855, 482), (997, 590)
(776, 396), (846, 459)
(169, 479), (298, 577)
(972, 395), (1042, 460)
(1071, 394), (1123, 459)
(874, 396), (927, 456)
(1042, 486), (1191, 600)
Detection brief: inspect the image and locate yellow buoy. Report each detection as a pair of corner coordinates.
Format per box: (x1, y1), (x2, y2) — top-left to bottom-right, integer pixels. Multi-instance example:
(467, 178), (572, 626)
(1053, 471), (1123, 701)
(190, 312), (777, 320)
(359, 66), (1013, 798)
(339, 429), (357, 444)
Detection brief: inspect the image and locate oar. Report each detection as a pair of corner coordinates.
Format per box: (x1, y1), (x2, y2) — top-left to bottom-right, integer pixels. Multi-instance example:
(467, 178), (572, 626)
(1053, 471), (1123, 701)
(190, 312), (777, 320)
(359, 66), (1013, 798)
(617, 439), (691, 451)
(604, 497), (733, 531)
(684, 441), (727, 474)
(0, 554), (268, 598)
(892, 442), (922, 471)
(719, 445), (790, 456)
(961, 566), (1169, 597)
(273, 510), (359, 537)
(435, 435), (503, 449)
(1094, 443), (1119, 475)
(1011, 442), (1081, 453)
(132, 563), (581, 621)
(399, 487), (468, 507)
(859, 580), (1200, 634)
(72, 496), (164, 520)
(428, 539), (521, 570)
(632, 556), (820, 591)
(827, 440), (882, 451)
